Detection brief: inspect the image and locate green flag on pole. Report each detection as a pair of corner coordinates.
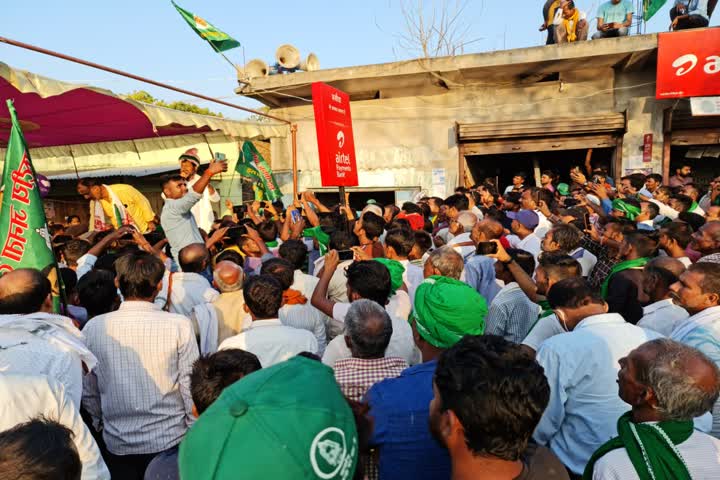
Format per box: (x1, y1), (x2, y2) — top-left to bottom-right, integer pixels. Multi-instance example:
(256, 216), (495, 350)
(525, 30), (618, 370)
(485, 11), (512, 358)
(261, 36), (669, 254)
(172, 1), (241, 52)
(234, 149), (265, 201)
(643, 0), (667, 20)
(0, 100), (62, 312)
(241, 141), (283, 202)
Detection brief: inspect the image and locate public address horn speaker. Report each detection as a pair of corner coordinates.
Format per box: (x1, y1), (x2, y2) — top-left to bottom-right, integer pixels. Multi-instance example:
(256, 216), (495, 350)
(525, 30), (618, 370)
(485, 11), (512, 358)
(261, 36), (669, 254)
(275, 44), (301, 69)
(243, 59), (269, 79)
(300, 53), (320, 72)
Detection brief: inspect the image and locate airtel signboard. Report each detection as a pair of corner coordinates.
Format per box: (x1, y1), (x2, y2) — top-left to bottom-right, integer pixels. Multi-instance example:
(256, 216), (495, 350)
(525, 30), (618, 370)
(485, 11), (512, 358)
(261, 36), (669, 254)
(311, 82), (359, 187)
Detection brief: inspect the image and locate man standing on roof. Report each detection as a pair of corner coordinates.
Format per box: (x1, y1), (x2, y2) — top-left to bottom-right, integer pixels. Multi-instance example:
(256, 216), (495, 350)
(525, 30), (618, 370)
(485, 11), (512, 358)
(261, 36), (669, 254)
(77, 179), (155, 234)
(178, 148), (221, 234)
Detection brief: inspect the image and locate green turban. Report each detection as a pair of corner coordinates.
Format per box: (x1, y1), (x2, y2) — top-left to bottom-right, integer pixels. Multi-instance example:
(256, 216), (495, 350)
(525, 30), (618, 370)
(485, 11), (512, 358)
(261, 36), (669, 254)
(411, 276), (487, 349)
(302, 226), (330, 255)
(612, 198), (641, 221)
(374, 258), (406, 295)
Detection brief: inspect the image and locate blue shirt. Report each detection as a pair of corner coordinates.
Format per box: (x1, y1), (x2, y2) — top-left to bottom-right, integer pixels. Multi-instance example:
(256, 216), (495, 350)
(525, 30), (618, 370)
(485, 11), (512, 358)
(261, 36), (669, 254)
(161, 190), (204, 261)
(533, 313), (662, 474)
(596, 0), (634, 24)
(366, 360), (451, 480)
(463, 254), (501, 304)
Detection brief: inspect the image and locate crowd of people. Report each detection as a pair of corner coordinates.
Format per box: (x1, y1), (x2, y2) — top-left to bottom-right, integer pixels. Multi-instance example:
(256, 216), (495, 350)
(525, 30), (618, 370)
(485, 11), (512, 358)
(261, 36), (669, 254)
(2, 145), (720, 480)
(541, 0), (715, 44)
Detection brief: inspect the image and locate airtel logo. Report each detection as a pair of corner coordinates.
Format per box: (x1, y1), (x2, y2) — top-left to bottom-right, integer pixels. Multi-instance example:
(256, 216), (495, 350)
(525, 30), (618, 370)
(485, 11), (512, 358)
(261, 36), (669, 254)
(672, 54), (720, 76)
(337, 130), (345, 148)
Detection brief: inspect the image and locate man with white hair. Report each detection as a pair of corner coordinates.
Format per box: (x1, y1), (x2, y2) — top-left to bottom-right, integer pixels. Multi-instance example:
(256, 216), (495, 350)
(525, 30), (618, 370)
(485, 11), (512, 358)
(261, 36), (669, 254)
(191, 261), (247, 351)
(447, 210), (478, 259)
(423, 246), (464, 280)
(333, 300), (408, 401)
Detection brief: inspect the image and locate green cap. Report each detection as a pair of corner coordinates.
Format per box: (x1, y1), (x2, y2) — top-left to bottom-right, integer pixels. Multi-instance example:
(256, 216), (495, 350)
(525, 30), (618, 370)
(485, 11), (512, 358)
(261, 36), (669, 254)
(179, 357), (358, 480)
(557, 183), (570, 196)
(374, 258), (406, 295)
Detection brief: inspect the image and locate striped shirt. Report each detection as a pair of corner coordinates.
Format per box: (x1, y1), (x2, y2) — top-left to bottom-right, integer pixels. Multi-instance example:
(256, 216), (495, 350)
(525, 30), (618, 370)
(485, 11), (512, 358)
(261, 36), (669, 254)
(82, 301), (198, 455)
(485, 282), (540, 344)
(334, 357), (408, 402)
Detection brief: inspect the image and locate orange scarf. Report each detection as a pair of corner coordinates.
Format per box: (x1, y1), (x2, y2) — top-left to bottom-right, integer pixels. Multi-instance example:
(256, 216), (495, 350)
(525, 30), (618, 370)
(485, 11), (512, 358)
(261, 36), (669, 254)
(563, 9), (580, 42)
(282, 289), (307, 306)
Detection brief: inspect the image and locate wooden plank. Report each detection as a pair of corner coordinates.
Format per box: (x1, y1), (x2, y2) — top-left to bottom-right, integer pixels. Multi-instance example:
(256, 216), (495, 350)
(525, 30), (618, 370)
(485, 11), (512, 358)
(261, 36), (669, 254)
(457, 114), (626, 141)
(461, 134), (618, 155)
(671, 129), (720, 146)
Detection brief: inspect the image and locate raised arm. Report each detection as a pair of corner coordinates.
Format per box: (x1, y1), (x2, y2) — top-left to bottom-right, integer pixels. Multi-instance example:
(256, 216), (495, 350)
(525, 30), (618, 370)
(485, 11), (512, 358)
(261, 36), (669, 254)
(192, 159), (227, 195)
(311, 250), (340, 318)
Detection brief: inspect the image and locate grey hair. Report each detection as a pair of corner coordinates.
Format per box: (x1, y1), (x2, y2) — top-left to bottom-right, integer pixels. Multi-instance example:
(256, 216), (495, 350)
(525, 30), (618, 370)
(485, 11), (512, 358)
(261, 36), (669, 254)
(345, 299), (393, 359)
(640, 338), (720, 421)
(456, 210), (478, 232)
(212, 266), (244, 293)
(427, 246), (464, 280)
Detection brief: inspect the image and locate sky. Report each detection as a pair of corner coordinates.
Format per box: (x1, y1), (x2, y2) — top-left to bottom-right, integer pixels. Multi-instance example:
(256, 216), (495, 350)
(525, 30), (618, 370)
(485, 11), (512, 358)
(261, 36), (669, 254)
(2, 1), (717, 120)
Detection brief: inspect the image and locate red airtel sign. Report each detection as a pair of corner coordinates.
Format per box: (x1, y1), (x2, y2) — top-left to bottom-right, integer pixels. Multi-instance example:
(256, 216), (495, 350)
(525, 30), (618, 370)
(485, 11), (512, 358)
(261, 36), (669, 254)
(311, 82), (359, 187)
(656, 30), (720, 99)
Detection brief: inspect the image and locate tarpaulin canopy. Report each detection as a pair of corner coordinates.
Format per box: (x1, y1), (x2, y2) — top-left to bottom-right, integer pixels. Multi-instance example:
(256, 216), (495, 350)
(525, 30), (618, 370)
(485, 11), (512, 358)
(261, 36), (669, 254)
(0, 61), (288, 149)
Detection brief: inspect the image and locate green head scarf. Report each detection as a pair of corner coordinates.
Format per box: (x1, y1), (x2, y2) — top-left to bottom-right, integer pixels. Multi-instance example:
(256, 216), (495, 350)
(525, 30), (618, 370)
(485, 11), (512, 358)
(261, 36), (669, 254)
(411, 276), (487, 349)
(612, 198), (641, 221)
(374, 258), (405, 295)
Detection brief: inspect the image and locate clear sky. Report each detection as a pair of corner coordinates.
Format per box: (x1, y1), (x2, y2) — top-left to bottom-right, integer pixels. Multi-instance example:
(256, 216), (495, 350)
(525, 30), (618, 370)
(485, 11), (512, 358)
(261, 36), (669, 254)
(2, 1), (717, 120)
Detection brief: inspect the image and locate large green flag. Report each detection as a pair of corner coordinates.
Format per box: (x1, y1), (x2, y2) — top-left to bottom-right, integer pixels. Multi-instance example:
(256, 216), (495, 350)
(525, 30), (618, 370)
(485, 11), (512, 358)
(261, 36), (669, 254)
(643, 0), (667, 20)
(0, 100), (62, 311)
(241, 141), (283, 202)
(234, 149), (265, 201)
(172, 1), (240, 52)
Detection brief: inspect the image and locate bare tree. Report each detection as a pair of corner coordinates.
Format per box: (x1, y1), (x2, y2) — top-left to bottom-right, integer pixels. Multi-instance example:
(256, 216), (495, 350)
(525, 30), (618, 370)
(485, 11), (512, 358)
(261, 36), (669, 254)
(393, 0), (482, 59)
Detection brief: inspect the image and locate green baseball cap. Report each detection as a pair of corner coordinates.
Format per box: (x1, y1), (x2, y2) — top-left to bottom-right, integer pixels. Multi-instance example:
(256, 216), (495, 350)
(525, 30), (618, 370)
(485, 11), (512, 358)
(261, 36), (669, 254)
(179, 356), (358, 480)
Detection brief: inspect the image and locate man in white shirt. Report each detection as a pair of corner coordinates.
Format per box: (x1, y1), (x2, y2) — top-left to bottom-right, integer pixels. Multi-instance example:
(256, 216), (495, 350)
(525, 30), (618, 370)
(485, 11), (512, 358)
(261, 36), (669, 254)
(520, 188), (552, 239)
(533, 277), (661, 476)
(178, 148), (220, 233)
(0, 374), (110, 480)
(279, 239), (318, 298)
(260, 258), (327, 356)
(0, 269), (93, 408)
(193, 260), (248, 346)
(447, 210), (478, 260)
(384, 228), (425, 304)
(506, 209), (542, 262)
(168, 243), (219, 317)
(588, 338), (720, 479)
(83, 251), (199, 480)
(541, 223), (597, 277)
(219, 274), (317, 366)
(670, 263), (720, 437)
(312, 250), (417, 366)
(659, 221), (694, 267)
(637, 257), (689, 336)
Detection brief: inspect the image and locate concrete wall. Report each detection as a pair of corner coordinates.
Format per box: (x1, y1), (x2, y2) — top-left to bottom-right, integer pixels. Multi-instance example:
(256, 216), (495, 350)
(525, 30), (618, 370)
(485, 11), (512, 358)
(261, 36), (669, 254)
(269, 64), (666, 196)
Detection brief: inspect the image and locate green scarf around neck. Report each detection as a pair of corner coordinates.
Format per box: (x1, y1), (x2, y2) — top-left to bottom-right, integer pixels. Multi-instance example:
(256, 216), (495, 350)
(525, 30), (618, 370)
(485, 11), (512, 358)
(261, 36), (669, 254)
(583, 411), (693, 480)
(689, 201), (699, 213)
(600, 257), (649, 299)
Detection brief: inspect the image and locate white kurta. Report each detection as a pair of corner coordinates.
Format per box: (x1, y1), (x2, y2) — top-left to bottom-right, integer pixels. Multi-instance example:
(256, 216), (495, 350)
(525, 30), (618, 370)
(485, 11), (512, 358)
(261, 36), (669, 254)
(186, 174), (220, 233)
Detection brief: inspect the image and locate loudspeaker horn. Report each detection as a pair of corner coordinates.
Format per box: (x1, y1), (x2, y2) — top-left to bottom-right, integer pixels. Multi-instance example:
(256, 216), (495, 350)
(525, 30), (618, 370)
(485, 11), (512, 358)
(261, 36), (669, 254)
(275, 44), (301, 69)
(300, 53), (320, 72)
(242, 59), (269, 79)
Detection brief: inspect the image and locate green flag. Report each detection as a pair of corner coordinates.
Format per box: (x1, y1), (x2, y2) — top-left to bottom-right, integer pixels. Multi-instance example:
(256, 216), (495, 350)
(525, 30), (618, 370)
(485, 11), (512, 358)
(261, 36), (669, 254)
(643, 0), (667, 20)
(241, 141), (283, 202)
(0, 100), (62, 312)
(234, 150), (264, 201)
(172, 1), (240, 52)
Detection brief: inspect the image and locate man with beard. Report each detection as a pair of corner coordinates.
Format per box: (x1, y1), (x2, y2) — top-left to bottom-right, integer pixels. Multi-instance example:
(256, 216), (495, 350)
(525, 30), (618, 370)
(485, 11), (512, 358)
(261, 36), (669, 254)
(669, 163), (694, 188)
(670, 262), (720, 437)
(429, 335), (568, 479)
(691, 222), (720, 264)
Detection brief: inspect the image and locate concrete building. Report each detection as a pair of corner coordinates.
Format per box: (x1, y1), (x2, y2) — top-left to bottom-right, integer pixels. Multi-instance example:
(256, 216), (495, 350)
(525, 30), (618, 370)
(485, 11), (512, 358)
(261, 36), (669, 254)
(238, 32), (719, 202)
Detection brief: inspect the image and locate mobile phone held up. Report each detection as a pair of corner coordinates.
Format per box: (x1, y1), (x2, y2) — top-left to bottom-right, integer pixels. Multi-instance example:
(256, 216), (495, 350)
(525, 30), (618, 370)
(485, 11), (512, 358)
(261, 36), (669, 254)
(214, 152), (226, 161)
(476, 242), (498, 256)
(337, 250), (355, 261)
(291, 210), (301, 223)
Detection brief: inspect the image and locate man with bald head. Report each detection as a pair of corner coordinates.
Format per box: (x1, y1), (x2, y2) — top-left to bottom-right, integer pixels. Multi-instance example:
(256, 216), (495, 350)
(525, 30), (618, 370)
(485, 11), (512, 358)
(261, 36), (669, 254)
(692, 222), (720, 264)
(586, 338), (720, 479)
(463, 219), (504, 303)
(0, 268), (92, 408)
(167, 243), (219, 317)
(637, 257), (689, 336)
(191, 260), (247, 348)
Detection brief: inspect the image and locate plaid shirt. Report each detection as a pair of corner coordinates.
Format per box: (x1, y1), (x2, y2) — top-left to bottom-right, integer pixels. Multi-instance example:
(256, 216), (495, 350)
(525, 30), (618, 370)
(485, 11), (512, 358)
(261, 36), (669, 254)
(580, 235), (619, 289)
(334, 357), (408, 402)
